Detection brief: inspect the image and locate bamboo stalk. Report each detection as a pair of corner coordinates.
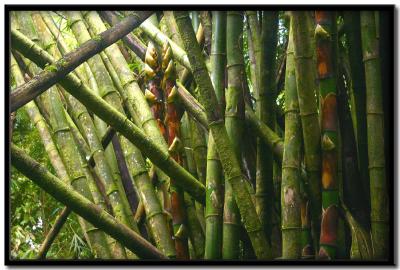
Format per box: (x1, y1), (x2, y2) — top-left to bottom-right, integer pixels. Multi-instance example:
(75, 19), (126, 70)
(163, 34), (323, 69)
(11, 144), (168, 260)
(360, 11), (389, 260)
(10, 11), (153, 112)
(281, 19), (302, 259)
(173, 11), (271, 259)
(256, 11), (279, 242)
(292, 11), (322, 254)
(203, 11), (226, 259)
(11, 53), (73, 258)
(13, 13), (113, 258)
(12, 28), (205, 205)
(222, 10), (245, 259)
(314, 11), (339, 260)
(63, 11), (176, 258)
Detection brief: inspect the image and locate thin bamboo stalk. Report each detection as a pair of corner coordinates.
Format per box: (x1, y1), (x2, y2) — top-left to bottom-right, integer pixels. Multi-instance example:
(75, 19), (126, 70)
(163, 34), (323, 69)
(173, 10), (271, 259)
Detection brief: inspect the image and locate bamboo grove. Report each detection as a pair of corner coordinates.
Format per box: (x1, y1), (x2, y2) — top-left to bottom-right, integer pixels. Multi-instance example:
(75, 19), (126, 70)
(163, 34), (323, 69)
(9, 9), (392, 261)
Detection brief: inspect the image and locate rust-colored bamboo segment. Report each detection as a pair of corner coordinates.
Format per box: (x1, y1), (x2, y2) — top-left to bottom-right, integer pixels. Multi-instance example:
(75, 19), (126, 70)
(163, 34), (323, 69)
(315, 11), (339, 260)
(161, 42), (189, 259)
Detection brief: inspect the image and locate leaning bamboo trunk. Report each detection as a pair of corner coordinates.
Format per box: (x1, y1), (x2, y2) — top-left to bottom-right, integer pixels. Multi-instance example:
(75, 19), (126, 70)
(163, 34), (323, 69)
(202, 10), (226, 260)
(222, 10), (244, 259)
(315, 11), (339, 260)
(82, 11), (172, 205)
(34, 12), (138, 248)
(63, 11), (176, 258)
(281, 19), (302, 259)
(11, 28), (205, 205)
(173, 11), (271, 259)
(291, 11), (322, 254)
(10, 11), (153, 112)
(11, 54), (72, 258)
(13, 13), (113, 258)
(360, 11), (389, 260)
(11, 144), (168, 260)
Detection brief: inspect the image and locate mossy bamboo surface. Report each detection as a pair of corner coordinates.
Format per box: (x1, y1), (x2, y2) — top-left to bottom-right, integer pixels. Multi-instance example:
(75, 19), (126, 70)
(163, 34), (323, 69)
(360, 11), (389, 260)
(13, 13), (113, 258)
(199, 11), (212, 54)
(11, 28), (206, 205)
(173, 11), (271, 259)
(100, 11), (146, 61)
(281, 20), (302, 259)
(11, 54), (73, 259)
(10, 11), (153, 112)
(35, 12), (138, 242)
(292, 11), (322, 253)
(222, 11), (245, 259)
(203, 11), (226, 259)
(315, 11), (339, 260)
(256, 11), (279, 241)
(82, 11), (171, 195)
(64, 11), (176, 258)
(11, 144), (168, 260)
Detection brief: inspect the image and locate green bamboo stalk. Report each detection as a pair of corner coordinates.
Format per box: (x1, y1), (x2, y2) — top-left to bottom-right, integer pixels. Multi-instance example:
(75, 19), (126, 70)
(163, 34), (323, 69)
(34, 11), (137, 239)
(13, 13), (112, 258)
(199, 11), (212, 54)
(11, 28), (205, 203)
(314, 11), (339, 259)
(63, 11), (176, 258)
(11, 53), (73, 258)
(11, 144), (168, 260)
(222, 10), (245, 259)
(292, 11), (322, 254)
(280, 19), (302, 259)
(203, 11), (226, 260)
(246, 11), (261, 94)
(180, 113), (206, 259)
(99, 11), (146, 61)
(10, 11), (153, 112)
(256, 11), (279, 241)
(360, 11), (389, 260)
(140, 18), (191, 71)
(173, 10), (271, 259)
(82, 11), (171, 194)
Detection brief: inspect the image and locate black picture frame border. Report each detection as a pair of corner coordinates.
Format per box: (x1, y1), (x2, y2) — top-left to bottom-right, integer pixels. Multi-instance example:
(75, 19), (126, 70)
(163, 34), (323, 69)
(4, 4), (396, 266)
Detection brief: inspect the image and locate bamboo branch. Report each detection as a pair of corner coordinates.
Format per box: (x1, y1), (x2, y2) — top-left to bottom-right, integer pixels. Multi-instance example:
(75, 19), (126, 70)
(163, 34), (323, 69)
(10, 11), (153, 112)
(11, 144), (168, 260)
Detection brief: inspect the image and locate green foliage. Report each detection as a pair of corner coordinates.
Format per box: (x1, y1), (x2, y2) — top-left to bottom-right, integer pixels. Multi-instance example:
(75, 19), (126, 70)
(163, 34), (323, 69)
(11, 109), (92, 259)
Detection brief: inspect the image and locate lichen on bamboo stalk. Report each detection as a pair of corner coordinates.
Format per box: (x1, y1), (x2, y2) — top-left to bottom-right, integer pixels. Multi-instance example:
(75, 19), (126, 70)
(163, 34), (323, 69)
(173, 10), (271, 259)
